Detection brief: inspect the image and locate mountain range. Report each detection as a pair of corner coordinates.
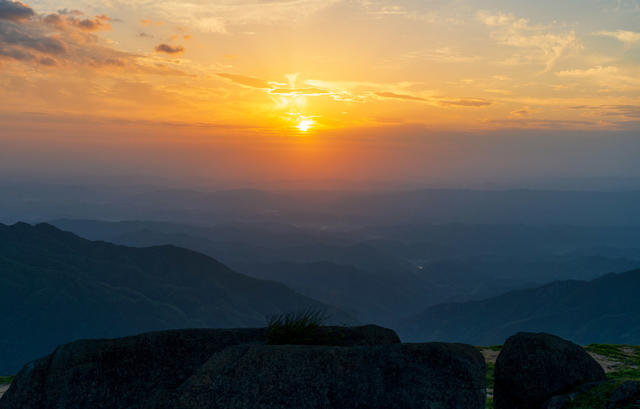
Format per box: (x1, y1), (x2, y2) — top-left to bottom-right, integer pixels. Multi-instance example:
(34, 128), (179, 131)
(401, 268), (640, 345)
(0, 222), (348, 374)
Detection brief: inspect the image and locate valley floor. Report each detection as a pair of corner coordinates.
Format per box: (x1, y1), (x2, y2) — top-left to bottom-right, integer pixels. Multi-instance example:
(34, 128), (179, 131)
(0, 385), (8, 399)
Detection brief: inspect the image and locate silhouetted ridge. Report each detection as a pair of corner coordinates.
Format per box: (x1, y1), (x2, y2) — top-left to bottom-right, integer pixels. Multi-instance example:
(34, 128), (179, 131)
(402, 268), (640, 344)
(0, 222), (347, 374)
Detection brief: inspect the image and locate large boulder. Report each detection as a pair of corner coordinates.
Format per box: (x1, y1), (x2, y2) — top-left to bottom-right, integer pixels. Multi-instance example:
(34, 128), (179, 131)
(267, 324), (400, 346)
(0, 328), (267, 409)
(0, 326), (485, 409)
(0, 325), (401, 409)
(494, 332), (606, 409)
(176, 342), (486, 409)
(607, 381), (640, 409)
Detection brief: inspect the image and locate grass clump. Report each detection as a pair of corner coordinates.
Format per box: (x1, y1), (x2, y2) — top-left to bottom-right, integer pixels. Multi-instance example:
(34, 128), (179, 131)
(564, 344), (640, 408)
(565, 381), (621, 409)
(585, 344), (640, 382)
(485, 362), (496, 409)
(486, 362), (495, 390)
(266, 309), (328, 345)
(0, 376), (13, 384)
(477, 345), (503, 352)
(586, 344), (634, 363)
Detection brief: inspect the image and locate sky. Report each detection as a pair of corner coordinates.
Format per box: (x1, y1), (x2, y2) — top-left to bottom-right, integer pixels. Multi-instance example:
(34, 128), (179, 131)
(1, 0), (639, 189)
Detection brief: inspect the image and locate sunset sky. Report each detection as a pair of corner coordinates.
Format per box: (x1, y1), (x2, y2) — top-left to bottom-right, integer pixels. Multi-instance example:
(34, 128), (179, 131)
(1, 0), (639, 189)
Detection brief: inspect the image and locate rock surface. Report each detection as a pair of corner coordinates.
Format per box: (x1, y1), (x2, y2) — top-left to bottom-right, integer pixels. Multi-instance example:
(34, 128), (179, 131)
(3, 325), (472, 409)
(494, 332), (606, 409)
(176, 342), (486, 409)
(0, 328), (267, 409)
(267, 324), (400, 346)
(541, 382), (603, 409)
(607, 380), (640, 409)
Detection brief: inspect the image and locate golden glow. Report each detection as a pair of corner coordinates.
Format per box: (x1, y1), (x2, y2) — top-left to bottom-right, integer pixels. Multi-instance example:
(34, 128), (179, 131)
(297, 118), (314, 132)
(0, 0), (638, 135)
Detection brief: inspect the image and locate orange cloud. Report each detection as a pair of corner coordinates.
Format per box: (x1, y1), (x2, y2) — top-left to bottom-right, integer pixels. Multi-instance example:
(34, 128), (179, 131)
(217, 73), (272, 88)
(439, 98), (492, 107)
(43, 13), (111, 32)
(375, 91), (427, 102)
(155, 43), (184, 54)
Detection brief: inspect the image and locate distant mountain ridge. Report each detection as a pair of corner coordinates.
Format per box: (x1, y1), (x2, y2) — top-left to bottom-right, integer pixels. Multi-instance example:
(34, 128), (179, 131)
(5, 187), (640, 226)
(0, 222), (346, 374)
(401, 268), (640, 345)
(50, 218), (640, 328)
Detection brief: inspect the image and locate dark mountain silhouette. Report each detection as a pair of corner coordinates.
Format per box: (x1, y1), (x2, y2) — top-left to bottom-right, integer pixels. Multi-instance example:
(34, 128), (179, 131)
(0, 222), (347, 374)
(236, 261), (428, 324)
(401, 268), (640, 345)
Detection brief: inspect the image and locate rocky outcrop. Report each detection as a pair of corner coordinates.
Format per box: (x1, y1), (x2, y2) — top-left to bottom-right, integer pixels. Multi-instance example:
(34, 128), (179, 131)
(176, 342), (486, 409)
(494, 332), (606, 409)
(267, 324), (400, 346)
(607, 380), (640, 409)
(0, 328), (268, 409)
(0, 325), (486, 409)
(540, 382), (603, 409)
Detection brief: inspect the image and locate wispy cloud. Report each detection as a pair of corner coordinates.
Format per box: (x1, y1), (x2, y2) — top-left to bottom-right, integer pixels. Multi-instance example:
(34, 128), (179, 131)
(137, 0), (341, 34)
(555, 65), (640, 90)
(439, 98), (492, 107)
(489, 118), (596, 128)
(375, 91), (491, 107)
(43, 13), (111, 32)
(375, 91), (427, 102)
(594, 30), (640, 46)
(402, 47), (479, 63)
(217, 73), (275, 89)
(557, 65), (620, 78)
(270, 87), (330, 96)
(477, 11), (578, 71)
(571, 104), (640, 119)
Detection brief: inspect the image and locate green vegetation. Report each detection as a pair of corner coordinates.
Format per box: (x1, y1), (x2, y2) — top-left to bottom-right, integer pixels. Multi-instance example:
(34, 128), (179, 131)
(480, 347), (498, 409)
(0, 375), (13, 384)
(486, 362), (495, 391)
(585, 344), (640, 380)
(485, 397), (494, 409)
(266, 310), (328, 345)
(586, 344), (640, 365)
(566, 381), (621, 409)
(477, 345), (503, 352)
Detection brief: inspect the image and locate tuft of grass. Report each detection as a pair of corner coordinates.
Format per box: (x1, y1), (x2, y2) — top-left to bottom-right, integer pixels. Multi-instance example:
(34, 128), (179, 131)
(608, 367), (640, 382)
(0, 376), (13, 384)
(563, 344), (640, 409)
(477, 345), (503, 352)
(586, 344), (633, 362)
(266, 309), (328, 345)
(585, 344), (640, 382)
(565, 381), (621, 409)
(486, 362), (495, 389)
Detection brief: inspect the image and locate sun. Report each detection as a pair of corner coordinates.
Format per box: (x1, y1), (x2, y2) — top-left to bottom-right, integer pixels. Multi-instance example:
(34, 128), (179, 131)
(297, 118), (314, 132)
